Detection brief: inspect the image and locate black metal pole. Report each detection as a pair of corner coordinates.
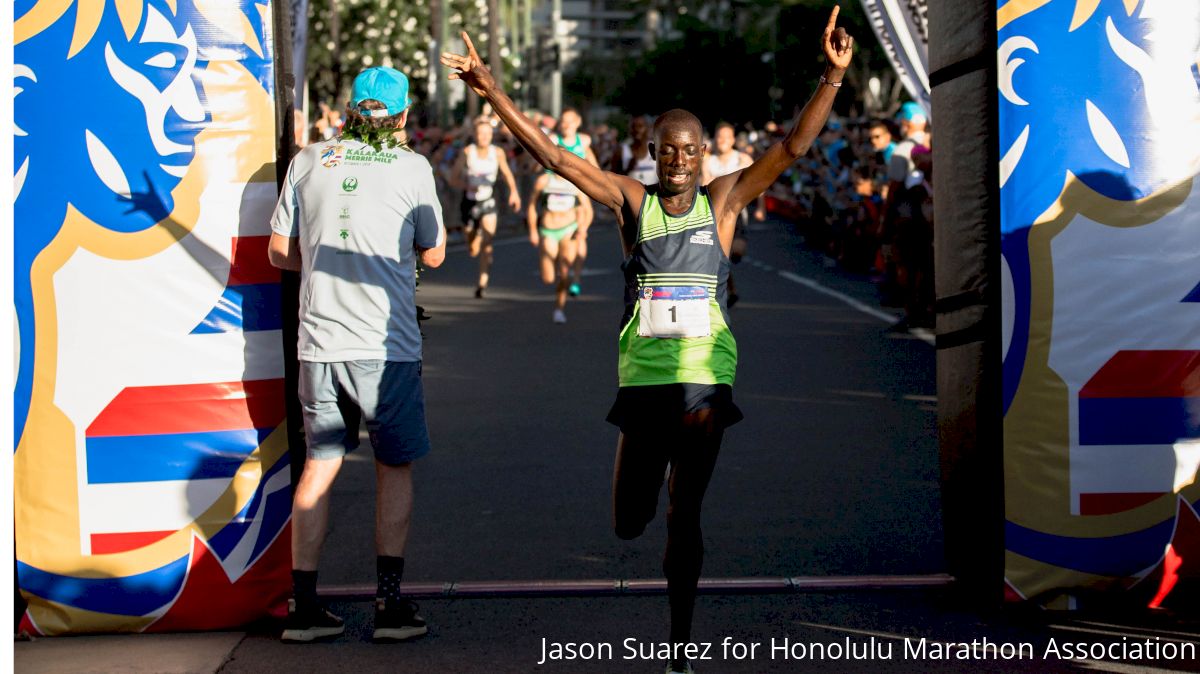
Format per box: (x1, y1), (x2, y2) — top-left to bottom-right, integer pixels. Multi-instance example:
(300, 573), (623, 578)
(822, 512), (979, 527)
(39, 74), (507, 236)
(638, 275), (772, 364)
(271, 0), (306, 493)
(928, 0), (1004, 607)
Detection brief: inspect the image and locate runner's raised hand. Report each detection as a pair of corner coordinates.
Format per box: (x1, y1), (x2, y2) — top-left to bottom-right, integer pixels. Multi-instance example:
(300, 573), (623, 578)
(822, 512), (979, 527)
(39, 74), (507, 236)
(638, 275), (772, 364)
(440, 32), (495, 98)
(823, 6), (854, 70)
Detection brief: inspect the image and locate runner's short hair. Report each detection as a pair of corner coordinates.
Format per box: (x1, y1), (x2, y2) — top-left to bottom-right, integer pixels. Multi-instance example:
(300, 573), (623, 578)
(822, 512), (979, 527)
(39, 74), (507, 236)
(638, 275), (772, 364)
(652, 109), (703, 141)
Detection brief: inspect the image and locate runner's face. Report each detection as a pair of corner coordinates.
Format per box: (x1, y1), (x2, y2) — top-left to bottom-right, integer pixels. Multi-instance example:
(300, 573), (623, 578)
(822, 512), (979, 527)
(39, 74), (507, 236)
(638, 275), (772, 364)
(715, 127), (735, 153)
(652, 124), (704, 194)
(475, 122), (493, 146)
(630, 117), (648, 141)
(560, 111), (580, 136)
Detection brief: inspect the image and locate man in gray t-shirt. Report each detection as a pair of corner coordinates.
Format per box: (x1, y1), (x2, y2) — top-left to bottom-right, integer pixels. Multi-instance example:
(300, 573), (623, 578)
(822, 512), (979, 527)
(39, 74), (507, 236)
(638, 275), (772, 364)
(268, 66), (446, 644)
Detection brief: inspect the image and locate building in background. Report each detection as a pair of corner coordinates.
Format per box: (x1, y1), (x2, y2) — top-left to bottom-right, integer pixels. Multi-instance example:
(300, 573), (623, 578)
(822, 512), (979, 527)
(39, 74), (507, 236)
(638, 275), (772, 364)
(527, 0), (676, 120)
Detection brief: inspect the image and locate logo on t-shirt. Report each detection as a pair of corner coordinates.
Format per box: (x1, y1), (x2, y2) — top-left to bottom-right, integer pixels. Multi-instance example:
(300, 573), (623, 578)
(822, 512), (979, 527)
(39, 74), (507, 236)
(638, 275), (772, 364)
(341, 177), (358, 193)
(321, 144), (346, 168)
(346, 148), (400, 164)
(689, 230), (714, 246)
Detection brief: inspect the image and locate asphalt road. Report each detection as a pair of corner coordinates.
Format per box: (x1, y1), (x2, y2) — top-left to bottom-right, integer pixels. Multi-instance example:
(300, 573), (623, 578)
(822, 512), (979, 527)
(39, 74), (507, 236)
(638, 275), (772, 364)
(311, 213), (941, 588)
(224, 213), (967, 672)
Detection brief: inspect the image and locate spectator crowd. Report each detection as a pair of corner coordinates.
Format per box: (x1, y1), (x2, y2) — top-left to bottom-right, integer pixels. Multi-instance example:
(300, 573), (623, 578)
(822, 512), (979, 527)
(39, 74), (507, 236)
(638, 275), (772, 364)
(294, 99), (935, 331)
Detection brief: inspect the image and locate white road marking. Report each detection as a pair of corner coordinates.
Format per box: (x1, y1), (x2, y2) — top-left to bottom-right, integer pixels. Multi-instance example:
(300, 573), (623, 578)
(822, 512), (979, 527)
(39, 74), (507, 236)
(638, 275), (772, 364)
(774, 269), (935, 346)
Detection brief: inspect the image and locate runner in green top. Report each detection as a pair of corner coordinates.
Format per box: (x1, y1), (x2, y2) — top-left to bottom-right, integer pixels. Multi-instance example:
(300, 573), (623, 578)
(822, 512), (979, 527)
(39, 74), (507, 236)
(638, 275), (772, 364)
(552, 107), (599, 297)
(527, 170), (584, 323)
(616, 182), (738, 387)
(443, 10), (853, 672)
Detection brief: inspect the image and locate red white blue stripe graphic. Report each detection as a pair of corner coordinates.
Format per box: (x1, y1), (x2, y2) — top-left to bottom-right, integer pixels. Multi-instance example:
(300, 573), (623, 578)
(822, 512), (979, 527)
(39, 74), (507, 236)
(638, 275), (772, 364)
(1078, 351), (1200, 447)
(1076, 351), (1200, 515)
(85, 379), (285, 484)
(192, 237), (282, 334)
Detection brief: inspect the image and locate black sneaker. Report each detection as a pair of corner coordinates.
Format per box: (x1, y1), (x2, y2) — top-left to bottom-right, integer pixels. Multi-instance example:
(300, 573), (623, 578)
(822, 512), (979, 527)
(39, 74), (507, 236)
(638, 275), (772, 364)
(280, 599), (344, 643)
(372, 598), (428, 642)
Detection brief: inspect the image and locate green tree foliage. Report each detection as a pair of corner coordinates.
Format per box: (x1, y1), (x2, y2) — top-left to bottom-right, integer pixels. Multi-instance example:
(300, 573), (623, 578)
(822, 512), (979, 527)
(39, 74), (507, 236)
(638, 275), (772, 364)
(609, 15), (776, 127)
(305, 0), (493, 111)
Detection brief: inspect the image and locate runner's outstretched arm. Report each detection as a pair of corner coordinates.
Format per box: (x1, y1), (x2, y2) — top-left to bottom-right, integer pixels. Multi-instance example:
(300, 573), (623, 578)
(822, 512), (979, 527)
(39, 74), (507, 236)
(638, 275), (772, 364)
(710, 5), (854, 227)
(441, 33), (637, 216)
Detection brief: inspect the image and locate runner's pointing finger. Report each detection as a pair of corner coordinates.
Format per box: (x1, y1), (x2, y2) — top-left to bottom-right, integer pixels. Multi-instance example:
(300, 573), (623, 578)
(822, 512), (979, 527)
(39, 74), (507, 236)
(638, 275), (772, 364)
(825, 5), (840, 37)
(463, 32), (480, 61)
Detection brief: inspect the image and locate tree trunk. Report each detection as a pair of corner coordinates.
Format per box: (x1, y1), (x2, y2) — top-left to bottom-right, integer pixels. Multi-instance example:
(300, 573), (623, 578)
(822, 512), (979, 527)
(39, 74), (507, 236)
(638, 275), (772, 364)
(329, 0), (343, 106)
(430, 0), (449, 126)
(489, 0), (504, 90)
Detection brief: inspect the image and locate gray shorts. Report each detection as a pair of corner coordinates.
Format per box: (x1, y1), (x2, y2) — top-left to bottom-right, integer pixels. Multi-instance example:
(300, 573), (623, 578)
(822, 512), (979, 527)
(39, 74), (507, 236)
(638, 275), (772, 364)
(298, 360), (431, 465)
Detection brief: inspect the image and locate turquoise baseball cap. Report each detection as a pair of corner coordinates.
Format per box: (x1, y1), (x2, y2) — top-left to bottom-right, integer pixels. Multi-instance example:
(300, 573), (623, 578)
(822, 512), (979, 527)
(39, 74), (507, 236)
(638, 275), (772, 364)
(898, 101), (927, 121)
(352, 66), (410, 117)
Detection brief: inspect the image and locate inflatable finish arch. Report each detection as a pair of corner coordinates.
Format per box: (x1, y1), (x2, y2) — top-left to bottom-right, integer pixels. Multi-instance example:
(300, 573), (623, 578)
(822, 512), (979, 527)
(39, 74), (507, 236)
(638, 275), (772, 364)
(14, 0), (292, 633)
(933, 0), (1200, 609)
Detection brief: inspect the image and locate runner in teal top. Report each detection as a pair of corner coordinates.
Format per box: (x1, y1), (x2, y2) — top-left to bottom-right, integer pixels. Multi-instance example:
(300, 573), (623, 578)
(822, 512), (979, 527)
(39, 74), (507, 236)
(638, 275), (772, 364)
(443, 11), (853, 672)
(552, 108), (598, 297)
(527, 170), (583, 323)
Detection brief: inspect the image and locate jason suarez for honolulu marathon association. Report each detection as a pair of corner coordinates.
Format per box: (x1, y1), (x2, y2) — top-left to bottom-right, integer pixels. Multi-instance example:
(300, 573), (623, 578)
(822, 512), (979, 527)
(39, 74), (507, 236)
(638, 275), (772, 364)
(536, 636), (1196, 664)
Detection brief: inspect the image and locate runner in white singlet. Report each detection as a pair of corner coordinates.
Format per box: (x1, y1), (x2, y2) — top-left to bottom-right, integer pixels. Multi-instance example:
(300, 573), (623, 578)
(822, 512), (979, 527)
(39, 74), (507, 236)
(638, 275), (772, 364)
(701, 122), (764, 307)
(452, 118), (520, 297)
(618, 115), (658, 186)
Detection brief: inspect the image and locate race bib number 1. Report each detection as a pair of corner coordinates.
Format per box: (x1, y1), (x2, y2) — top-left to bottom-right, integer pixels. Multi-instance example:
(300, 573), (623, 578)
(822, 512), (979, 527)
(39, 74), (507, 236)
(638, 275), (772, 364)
(637, 286), (711, 338)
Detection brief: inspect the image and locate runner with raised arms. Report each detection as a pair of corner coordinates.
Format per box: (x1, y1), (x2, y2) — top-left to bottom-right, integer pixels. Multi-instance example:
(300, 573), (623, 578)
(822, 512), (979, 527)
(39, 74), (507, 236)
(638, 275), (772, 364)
(442, 10), (853, 672)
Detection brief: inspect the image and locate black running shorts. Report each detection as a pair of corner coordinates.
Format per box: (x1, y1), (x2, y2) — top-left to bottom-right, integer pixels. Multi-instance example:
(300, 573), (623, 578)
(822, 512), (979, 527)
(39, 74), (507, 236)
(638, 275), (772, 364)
(606, 383), (743, 434)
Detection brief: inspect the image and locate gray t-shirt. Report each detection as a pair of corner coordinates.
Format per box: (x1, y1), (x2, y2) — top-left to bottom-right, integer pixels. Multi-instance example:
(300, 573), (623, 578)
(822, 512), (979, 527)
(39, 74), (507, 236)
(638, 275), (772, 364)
(271, 138), (445, 363)
(887, 131), (929, 183)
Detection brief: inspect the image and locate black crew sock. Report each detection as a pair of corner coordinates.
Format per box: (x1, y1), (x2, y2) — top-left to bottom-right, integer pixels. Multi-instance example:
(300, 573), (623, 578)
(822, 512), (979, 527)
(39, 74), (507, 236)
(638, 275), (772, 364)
(292, 569), (319, 611)
(377, 556), (406, 606)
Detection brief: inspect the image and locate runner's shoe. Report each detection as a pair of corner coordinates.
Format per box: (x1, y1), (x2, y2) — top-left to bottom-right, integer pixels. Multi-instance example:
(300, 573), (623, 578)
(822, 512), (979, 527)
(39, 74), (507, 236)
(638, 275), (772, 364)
(280, 599), (344, 643)
(372, 598), (429, 642)
(568, 282), (582, 296)
(475, 286), (485, 299)
(553, 309), (567, 324)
